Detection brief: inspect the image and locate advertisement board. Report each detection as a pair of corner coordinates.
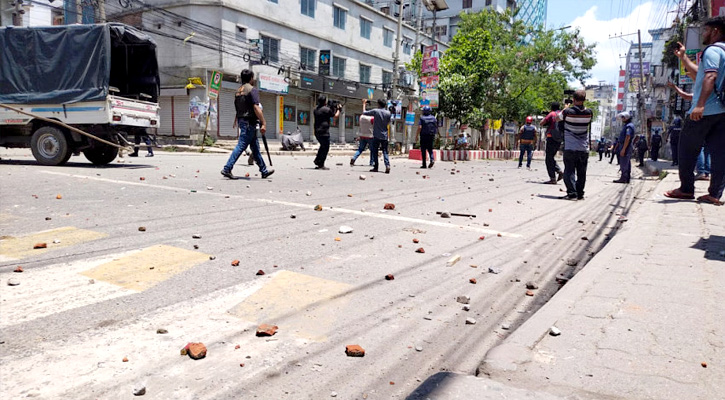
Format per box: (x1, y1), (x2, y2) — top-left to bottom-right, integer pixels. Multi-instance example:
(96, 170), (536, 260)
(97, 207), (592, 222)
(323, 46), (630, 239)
(420, 75), (439, 108)
(259, 73), (289, 94)
(208, 70), (222, 99)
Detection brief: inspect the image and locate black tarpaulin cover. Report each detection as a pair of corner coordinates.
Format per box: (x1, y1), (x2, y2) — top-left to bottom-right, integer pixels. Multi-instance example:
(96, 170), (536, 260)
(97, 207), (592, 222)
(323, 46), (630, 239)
(0, 23), (158, 104)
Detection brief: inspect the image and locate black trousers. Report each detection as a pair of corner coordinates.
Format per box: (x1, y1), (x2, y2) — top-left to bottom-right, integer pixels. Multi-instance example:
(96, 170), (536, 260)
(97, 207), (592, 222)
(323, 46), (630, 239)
(420, 135), (435, 166)
(637, 149), (646, 166)
(677, 113), (725, 198)
(563, 150), (588, 199)
(650, 146), (660, 161)
(314, 133), (330, 167)
(544, 138), (562, 181)
(670, 137), (679, 165)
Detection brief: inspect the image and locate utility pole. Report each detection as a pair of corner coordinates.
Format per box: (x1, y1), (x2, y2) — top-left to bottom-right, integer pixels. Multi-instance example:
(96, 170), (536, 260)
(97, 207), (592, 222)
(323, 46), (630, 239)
(392, 0), (404, 147)
(413, 0), (423, 54)
(12, 0), (25, 26)
(637, 30), (648, 140)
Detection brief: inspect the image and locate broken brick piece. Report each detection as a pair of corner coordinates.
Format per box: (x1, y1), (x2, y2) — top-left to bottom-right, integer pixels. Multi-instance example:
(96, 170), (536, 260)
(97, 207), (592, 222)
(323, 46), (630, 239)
(383, 203), (395, 210)
(314, 205), (323, 211)
(122, 357), (129, 362)
(497, 233), (502, 237)
(138, 226), (146, 232)
(412, 238), (420, 243)
(33, 243), (47, 249)
(525, 290), (535, 297)
(469, 278), (477, 284)
(479, 236), (485, 240)
(256, 324), (278, 337)
(140, 177), (146, 181)
(13, 267), (23, 273)
(56, 194), (62, 200)
(385, 274), (395, 281)
(231, 260), (240, 267)
(415, 247), (425, 253)
(345, 345), (365, 357)
(234, 345), (240, 350)
(184, 342), (207, 359)
(335, 237), (342, 241)
(701, 362), (708, 368)
(256, 270), (265, 276)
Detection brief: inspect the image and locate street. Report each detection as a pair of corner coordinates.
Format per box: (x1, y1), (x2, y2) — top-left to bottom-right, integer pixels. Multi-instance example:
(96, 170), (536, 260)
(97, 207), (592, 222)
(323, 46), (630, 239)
(1, 149), (659, 399)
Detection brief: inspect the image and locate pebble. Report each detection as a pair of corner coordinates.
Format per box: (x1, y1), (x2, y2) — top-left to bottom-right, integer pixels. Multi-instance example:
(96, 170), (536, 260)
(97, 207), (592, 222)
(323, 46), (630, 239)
(157, 328), (168, 334)
(456, 295), (470, 304)
(502, 323), (511, 330)
(440, 211), (451, 218)
(462, 305), (470, 311)
(549, 326), (561, 336)
(488, 267), (501, 274)
(415, 345), (423, 352)
(133, 384), (146, 396)
(525, 281), (539, 290)
(359, 175), (366, 180)
(339, 226), (353, 234)
(138, 227), (146, 232)
(291, 214), (297, 219)
(192, 234), (202, 239)
(465, 317), (477, 325)
(209, 256), (216, 260)
(7, 278), (20, 286)
(306, 191), (312, 196)
(446, 254), (461, 266)
(331, 392), (338, 398)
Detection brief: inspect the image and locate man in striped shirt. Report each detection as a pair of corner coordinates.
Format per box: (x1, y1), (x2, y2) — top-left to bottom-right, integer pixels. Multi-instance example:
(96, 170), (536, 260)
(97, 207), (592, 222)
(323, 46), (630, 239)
(558, 90), (593, 200)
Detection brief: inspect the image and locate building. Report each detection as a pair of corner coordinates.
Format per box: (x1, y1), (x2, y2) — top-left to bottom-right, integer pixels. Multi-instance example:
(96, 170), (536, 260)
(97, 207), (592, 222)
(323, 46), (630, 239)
(585, 83), (616, 141)
(622, 41), (653, 132)
(516, 0), (546, 28)
(0, 0), (64, 27)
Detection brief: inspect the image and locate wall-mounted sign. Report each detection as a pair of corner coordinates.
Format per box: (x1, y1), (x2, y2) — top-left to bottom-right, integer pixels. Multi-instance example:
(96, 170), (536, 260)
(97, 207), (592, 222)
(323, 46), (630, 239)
(258, 73), (289, 94)
(325, 79), (358, 97)
(300, 73), (324, 91)
(208, 70), (222, 99)
(319, 50), (331, 76)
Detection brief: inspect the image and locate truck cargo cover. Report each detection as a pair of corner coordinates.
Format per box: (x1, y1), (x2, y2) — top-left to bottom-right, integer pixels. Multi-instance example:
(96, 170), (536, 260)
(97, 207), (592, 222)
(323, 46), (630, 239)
(0, 23), (159, 104)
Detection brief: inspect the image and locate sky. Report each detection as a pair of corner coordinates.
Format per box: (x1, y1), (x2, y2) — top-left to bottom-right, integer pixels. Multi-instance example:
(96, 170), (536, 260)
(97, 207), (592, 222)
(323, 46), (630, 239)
(546, 0), (690, 87)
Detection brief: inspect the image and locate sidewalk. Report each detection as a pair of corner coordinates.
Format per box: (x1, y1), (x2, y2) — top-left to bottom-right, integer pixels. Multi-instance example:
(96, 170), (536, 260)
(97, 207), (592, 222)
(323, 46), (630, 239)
(408, 162), (724, 400)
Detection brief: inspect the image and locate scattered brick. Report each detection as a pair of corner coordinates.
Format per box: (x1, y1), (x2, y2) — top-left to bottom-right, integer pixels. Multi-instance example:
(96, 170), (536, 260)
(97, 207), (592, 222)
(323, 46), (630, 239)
(701, 362), (708, 368)
(385, 274), (395, 280)
(235, 345), (240, 350)
(415, 247), (425, 253)
(497, 233), (502, 237)
(469, 278), (477, 284)
(256, 324), (278, 337)
(526, 281), (539, 290)
(231, 260), (240, 266)
(183, 342), (207, 359)
(256, 270), (265, 276)
(314, 205), (323, 211)
(239, 363), (245, 367)
(488, 209), (492, 212)
(412, 238), (419, 243)
(33, 243), (47, 249)
(334, 237), (341, 241)
(525, 290), (534, 296)
(384, 203), (395, 210)
(56, 194), (62, 199)
(345, 345), (365, 357)
(122, 357), (129, 362)
(479, 236), (485, 240)
(245, 173), (250, 177)
(140, 177), (145, 181)
(156, 328), (168, 334)
(13, 267), (23, 273)
(138, 227), (146, 232)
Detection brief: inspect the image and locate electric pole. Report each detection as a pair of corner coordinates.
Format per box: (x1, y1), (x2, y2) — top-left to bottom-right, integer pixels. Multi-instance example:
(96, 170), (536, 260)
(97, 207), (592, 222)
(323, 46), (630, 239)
(637, 30), (648, 141)
(392, 0), (404, 147)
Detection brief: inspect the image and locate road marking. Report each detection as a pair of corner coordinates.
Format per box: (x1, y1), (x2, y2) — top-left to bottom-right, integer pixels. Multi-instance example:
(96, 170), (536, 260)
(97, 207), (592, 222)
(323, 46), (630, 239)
(81, 244), (210, 291)
(228, 270), (352, 342)
(0, 226), (107, 261)
(39, 170), (521, 237)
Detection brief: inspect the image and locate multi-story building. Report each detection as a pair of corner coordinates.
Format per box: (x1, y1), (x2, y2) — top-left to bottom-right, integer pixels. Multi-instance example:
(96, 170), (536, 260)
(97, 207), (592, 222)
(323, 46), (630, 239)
(623, 41), (653, 132)
(585, 83), (616, 141)
(516, 0), (546, 28)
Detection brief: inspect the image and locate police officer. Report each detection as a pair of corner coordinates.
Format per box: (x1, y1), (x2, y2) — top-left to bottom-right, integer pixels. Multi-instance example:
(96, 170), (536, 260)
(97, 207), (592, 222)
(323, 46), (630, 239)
(613, 112), (635, 183)
(517, 116), (537, 169)
(650, 129), (662, 161)
(668, 117), (682, 166)
(415, 106), (438, 169)
(636, 134), (648, 167)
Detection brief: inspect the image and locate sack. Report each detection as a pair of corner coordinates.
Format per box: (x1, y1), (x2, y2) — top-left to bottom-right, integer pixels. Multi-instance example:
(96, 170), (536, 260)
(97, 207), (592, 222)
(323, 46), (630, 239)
(707, 43), (725, 106)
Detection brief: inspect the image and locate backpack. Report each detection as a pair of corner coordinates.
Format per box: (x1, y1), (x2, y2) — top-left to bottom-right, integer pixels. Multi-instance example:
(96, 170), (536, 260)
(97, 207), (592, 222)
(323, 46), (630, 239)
(544, 111), (564, 142)
(706, 43), (725, 106)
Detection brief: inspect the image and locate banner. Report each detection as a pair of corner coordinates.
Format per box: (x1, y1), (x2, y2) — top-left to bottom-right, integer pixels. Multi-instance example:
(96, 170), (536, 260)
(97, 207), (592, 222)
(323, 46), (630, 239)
(259, 73), (289, 94)
(277, 96), (284, 133)
(422, 44), (439, 74)
(712, 0), (725, 17)
(679, 49), (700, 85)
(208, 70), (222, 99)
(420, 75), (439, 108)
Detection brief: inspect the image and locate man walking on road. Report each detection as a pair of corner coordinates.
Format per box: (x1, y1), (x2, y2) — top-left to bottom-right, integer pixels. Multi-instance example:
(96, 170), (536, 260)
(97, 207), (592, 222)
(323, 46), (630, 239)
(517, 116), (537, 169)
(313, 96), (340, 170)
(221, 69), (274, 179)
(558, 90), (593, 200)
(350, 114), (374, 167)
(363, 99), (392, 174)
(613, 111), (635, 184)
(415, 105), (437, 169)
(540, 102), (564, 184)
(664, 16), (725, 205)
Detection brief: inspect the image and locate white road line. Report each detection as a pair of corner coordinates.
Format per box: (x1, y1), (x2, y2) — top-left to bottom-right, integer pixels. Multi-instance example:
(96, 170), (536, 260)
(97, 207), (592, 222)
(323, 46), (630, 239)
(39, 170), (521, 237)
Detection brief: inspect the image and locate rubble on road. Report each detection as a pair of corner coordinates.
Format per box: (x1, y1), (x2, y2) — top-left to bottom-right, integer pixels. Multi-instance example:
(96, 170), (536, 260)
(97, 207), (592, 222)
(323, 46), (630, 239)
(33, 243), (47, 249)
(345, 345), (365, 357)
(256, 324), (278, 337)
(456, 295), (470, 304)
(181, 342), (207, 359)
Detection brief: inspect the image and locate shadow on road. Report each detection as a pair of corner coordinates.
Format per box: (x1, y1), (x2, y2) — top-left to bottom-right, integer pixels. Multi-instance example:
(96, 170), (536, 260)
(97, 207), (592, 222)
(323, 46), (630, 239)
(692, 234), (725, 262)
(0, 159), (156, 169)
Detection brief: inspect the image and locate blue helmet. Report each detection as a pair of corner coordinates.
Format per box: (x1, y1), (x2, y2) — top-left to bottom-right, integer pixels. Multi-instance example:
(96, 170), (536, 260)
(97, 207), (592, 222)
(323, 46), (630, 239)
(672, 117), (682, 128)
(422, 105), (432, 115)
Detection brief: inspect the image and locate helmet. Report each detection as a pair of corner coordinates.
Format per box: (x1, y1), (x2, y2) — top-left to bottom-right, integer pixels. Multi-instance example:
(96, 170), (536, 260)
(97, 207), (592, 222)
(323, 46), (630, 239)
(617, 111), (631, 120)
(672, 116), (682, 128)
(525, 116), (533, 124)
(422, 105), (432, 115)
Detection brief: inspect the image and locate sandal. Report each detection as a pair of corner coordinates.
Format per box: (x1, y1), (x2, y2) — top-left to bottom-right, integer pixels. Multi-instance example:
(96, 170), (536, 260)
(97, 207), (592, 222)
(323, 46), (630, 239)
(664, 189), (695, 200)
(696, 195), (723, 206)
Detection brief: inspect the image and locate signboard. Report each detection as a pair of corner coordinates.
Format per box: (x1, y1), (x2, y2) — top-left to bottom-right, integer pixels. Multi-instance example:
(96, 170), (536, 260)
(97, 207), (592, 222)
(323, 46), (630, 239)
(679, 49), (700, 85)
(420, 75), (439, 108)
(300, 73), (324, 91)
(277, 95), (284, 133)
(325, 79), (358, 97)
(258, 73), (289, 94)
(422, 44), (439, 74)
(208, 70), (222, 99)
(712, 0), (725, 17)
(405, 111), (415, 126)
(319, 50), (331, 76)
(629, 62), (650, 77)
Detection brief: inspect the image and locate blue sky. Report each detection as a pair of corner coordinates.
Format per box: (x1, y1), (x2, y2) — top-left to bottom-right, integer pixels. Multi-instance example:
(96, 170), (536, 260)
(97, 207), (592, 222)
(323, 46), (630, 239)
(545, 0), (688, 86)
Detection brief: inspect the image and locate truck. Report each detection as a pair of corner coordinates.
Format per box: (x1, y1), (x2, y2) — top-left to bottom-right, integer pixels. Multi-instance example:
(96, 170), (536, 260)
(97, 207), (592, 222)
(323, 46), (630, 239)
(0, 23), (160, 165)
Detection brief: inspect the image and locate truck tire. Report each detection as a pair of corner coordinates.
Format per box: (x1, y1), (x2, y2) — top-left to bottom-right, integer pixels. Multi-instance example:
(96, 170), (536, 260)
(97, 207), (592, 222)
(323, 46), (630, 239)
(83, 143), (119, 165)
(30, 126), (71, 166)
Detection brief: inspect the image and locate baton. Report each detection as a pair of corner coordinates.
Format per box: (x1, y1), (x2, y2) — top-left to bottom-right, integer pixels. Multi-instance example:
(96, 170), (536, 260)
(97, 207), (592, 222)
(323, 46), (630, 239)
(261, 134), (273, 166)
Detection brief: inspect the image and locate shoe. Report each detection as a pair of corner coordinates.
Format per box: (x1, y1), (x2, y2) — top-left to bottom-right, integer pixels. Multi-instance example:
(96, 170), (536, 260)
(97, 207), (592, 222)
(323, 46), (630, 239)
(518, 165), (522, 169)
(350, 159), (355, 166)
(695, 173), (710, 181)
(369, 168), (378, 172)
(221, 169), (235, 179)
(612, 179), (629, 184)
(262, 169), (275, 179)
(527, 166), (532, 170)
(385, 167), (390, 174)
(428, 161), (434, 168)
(543, 180), (557, 184)
(129, 153), (139, 157)
(556, 171), (563, 182)
(663, 189), (695, 200)
(316, 166), (329, 170)
(146, 153), (154, 157)
(696, 195), (723, 206)
(577, 196), (585, 200)
(420, 165), (427, 169)
(561, 195), (578, 201)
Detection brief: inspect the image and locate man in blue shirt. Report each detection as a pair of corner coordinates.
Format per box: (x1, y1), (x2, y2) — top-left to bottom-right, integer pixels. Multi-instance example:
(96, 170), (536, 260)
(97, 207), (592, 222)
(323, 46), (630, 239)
(613, 112), (635, 183)
(415, 105), (438, 169)
(362, 98), (392, 173)
(665, 16), (725, 205)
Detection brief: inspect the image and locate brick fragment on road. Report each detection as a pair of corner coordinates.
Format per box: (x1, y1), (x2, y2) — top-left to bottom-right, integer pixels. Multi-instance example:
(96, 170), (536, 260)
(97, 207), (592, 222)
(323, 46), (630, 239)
(56, 194), (62, 199)
(13, 266), (23, 273)
(526, 281), (538, 290)
(497, 233), (502, 237)
(231, 260), (240, 266)
(345, 345), (365, 357)
(701, 362), (708, 368)
(469, 278), (477, 284)
(156, 328), (168, 334)
(182, 342), (207, 359)
(525, 290), (534, 296)
(140, 177), (145, 181)
(33, 243), (47, 249)
(122, 357), (129, 362)
(384, 203), (395, 210)
(138, 227), (146, 232)
(385, 274), (395, 280)
(235, 345), (240, 349)
(314, 205), (323, 211)
(465, 317), (476, 325)
(479, 236), (485, 240)
(256, 270), (265, 275)
(256, 324), (278, 337)
(413, 238), (419, 243)
(415, 247), (425, 253)
(456, 295), (470, 304)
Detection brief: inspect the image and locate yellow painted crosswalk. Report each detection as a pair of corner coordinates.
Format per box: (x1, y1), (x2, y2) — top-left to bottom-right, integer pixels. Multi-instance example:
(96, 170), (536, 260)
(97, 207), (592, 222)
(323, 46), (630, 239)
(0, 226), (107, 261)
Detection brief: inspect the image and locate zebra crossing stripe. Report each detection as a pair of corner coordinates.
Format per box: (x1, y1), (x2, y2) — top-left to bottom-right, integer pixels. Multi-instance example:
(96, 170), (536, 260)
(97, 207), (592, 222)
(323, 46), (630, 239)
(0, 227), (107, 261)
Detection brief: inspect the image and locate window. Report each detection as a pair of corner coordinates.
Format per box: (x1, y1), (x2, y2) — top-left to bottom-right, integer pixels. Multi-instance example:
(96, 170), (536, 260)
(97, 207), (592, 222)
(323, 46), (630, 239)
(486, 0), (492, 5)
(301, 0), (315, 18)
(333, 57), (346, 78)
(300, 47), (316, 71)
(403, 36), (412, 55)
(382, 70), (393, 86)
(235, 25), (247, 42)
(334, 6), (347, 29)
(383, 28), (394, 48)
(261, 35), (279, 64)
(463, 0), (472, 8)
(359, 64), (371, 84)
(360, 17), (372, 39)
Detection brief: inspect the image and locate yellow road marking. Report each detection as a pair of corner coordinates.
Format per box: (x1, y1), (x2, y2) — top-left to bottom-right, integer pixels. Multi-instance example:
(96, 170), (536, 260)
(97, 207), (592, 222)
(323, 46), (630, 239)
(228, 270), (352, 342)
(0, 227), (107, 260)
(81, 244), (210, 291)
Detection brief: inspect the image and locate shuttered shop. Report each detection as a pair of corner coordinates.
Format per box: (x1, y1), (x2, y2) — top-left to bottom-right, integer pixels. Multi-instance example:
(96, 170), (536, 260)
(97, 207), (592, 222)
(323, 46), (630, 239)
(218, 88), (237, 139)
(259, 91), (277, 139)
(345, 103), (364, 143)
(158, 97), (173, 135)
(172, 95), (190, 137)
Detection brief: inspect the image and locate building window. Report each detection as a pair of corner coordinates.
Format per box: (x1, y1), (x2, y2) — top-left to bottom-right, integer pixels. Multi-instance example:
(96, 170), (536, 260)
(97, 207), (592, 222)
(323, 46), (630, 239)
(235, 25), (247, 42)
(359, 64), (371, 84)
(383, 28), (394, 48)
(301, 0), (315, 18)
(300, 47), (316, 71)
(485, 0), (492, 5)
(261, 35), (279, 64)
(360, 18), (372, 39)
(334, 6), (347, 29)
(382, 70), (393, 86)
(463, 0), (472, 8)
(403, 37), (412, 55)
(333, 57), (346, 78)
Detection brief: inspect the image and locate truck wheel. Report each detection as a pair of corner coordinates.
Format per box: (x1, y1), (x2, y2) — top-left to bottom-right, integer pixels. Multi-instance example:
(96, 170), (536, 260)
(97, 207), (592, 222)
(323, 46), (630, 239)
(30, 126), (70, 166)
(83, 143), (119, 165)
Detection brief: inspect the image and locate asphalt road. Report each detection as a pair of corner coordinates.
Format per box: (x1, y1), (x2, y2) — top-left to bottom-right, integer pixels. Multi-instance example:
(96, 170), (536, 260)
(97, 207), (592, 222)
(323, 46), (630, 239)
(0, 148), (659, 399)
